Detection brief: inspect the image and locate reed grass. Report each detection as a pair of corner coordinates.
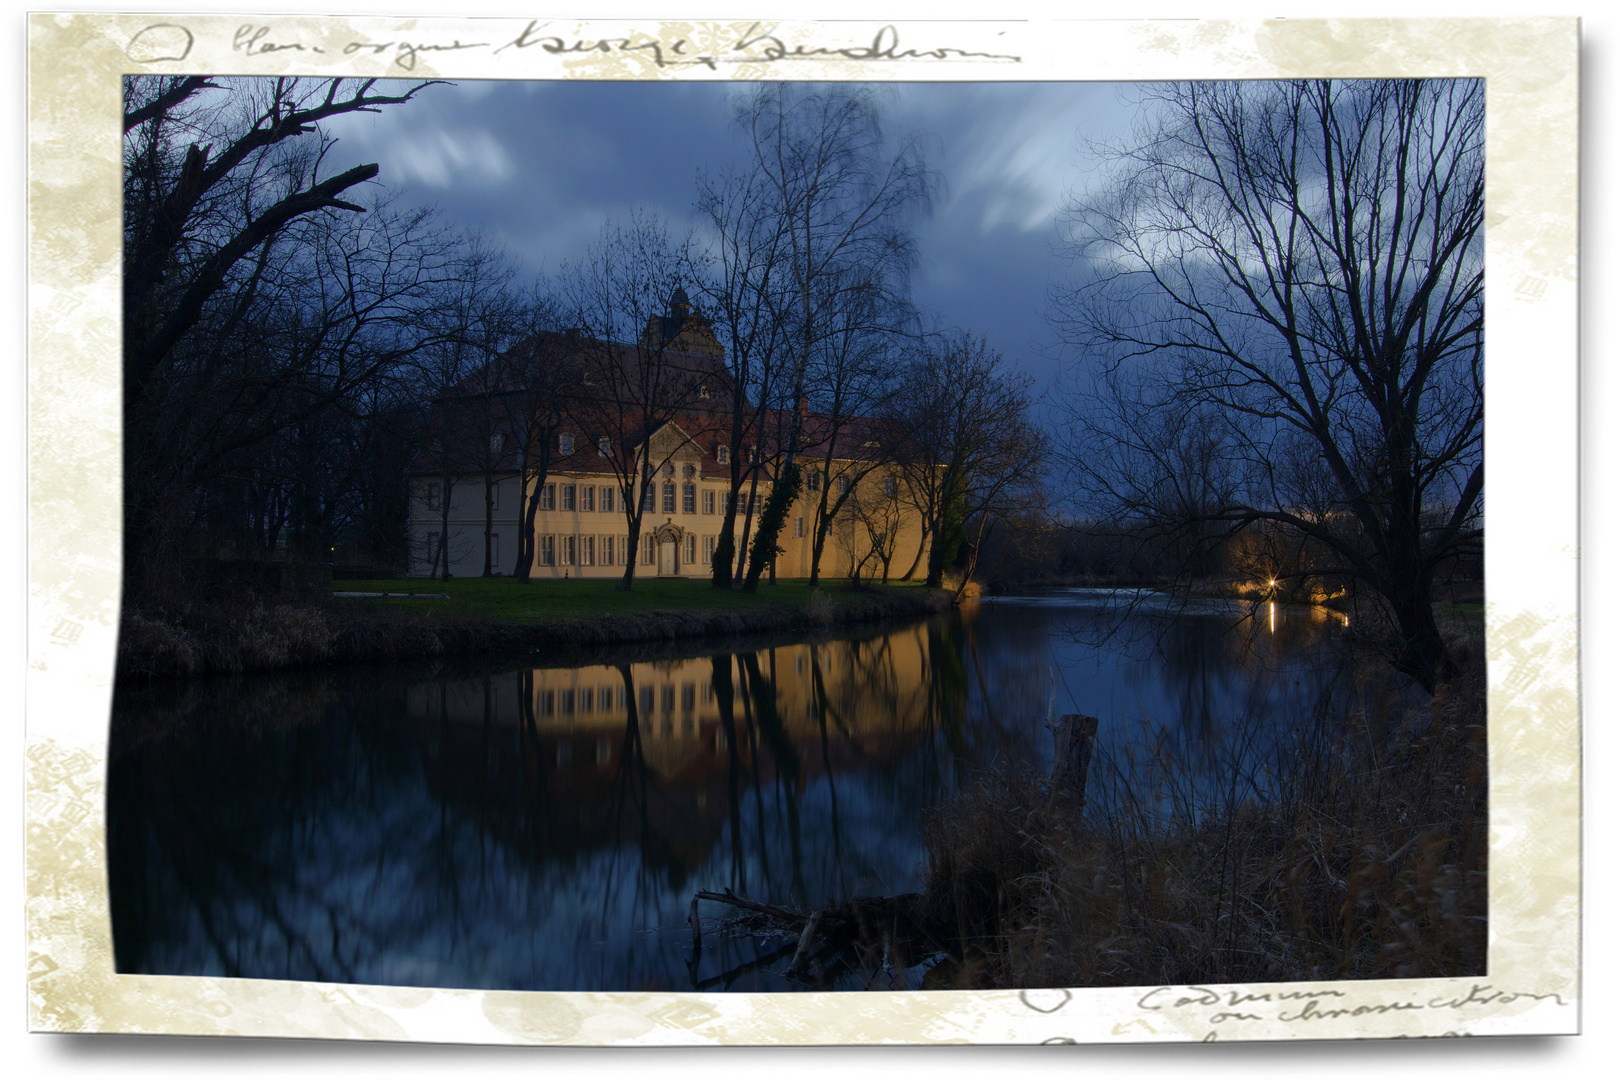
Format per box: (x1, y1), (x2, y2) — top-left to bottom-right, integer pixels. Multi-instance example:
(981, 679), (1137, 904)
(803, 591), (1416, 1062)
(921, 640), (1487, 990)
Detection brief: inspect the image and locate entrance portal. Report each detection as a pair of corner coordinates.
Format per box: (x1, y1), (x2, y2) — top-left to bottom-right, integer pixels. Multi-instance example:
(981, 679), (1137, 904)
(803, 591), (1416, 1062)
(659, 542), (676, 576)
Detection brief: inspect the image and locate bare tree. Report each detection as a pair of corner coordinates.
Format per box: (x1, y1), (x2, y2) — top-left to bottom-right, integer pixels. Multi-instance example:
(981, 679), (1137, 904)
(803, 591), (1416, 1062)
(560, 212), (720, 590)
(729, 83), (937, 592)
(122, 75), (450, 598)
(893, 333), (1048, 594)
(692, 168), (795, 589)
(500, 283), (578, 582)
(1049, 79), (1484, 691)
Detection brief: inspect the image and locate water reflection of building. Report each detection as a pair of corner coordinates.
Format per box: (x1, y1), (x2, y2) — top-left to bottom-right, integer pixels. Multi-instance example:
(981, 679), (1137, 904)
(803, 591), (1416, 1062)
(403, 628), (940, 882)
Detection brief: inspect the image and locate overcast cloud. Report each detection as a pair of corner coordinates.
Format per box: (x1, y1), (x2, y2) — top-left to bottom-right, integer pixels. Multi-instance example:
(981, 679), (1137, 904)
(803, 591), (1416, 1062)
(320, 78), (1135, 398)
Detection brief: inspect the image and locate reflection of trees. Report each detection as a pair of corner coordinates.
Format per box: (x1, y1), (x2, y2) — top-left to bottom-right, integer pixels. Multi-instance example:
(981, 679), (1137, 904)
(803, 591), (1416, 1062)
(111, 601), (1416, 992)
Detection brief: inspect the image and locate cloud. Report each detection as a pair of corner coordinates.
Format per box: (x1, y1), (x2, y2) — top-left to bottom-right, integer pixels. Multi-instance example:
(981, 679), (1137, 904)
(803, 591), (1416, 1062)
(366, 127), (517, 189)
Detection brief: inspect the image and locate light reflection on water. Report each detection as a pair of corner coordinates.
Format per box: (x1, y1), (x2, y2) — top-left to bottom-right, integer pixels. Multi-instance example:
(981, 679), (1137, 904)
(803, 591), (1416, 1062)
(107, 590), (1408, 993)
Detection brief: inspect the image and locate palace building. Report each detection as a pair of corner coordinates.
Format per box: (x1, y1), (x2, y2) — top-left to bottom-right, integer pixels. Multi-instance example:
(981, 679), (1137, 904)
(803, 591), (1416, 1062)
(406, 289), (930, 581)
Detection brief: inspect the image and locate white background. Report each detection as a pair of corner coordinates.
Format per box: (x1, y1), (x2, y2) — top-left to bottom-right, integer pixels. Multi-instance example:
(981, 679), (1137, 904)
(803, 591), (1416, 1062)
(5, 0), (1609, 1073)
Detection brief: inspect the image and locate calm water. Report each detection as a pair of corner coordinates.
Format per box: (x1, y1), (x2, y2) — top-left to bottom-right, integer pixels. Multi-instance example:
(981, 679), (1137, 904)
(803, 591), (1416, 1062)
(107, 589), (1411, 992)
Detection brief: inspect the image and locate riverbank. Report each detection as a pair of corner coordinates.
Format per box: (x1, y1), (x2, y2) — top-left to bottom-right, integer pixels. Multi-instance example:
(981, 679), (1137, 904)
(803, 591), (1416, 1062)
(917, 642), (1487, 990)
(117, 580), (954, 681)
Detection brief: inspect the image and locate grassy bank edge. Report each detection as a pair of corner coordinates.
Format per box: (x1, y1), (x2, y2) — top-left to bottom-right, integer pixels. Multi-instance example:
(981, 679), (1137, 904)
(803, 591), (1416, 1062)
(117, 583), (955, 682)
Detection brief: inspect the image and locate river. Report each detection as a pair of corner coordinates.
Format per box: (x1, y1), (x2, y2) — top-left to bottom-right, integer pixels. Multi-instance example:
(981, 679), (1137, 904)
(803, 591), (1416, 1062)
(107, 588), (1413, 993)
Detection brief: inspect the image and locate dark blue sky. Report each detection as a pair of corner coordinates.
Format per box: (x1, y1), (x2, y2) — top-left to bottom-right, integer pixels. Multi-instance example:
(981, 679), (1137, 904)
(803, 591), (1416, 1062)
(322, 79), (1133, 400)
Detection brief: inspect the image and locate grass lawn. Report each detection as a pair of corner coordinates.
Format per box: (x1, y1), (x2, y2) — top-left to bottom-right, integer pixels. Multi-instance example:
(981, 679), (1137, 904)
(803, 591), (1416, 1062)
(331, 576), (938, 624)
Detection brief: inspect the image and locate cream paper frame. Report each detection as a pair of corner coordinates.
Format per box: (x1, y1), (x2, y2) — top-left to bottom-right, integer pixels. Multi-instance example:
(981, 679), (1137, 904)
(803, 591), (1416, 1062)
(25, 12), (1579, 1045)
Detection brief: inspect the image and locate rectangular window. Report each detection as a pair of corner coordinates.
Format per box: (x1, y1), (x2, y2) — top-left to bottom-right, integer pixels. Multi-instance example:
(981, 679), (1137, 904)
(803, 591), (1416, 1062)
(681, 684), (696, 712)
(642, 482), (655, 512)
(640, 686), (654, 715)
(643, 541), (655, 565)
(539, 535), (555, 566)
(622, 536), (630, 565)
(702, 490), (715, 515)
(581, 535), (595, 566)
(580, 486), (594, 512)
(661, 686), (675, 713)
(425, 482), (442, 509)
(489, 481), (500, 511)
(601, 487), (615, 513)
(684, 535), (696, 564)
(491, 533), (500, 566)
(793, 516), (804, 538)
(561, 484), (575, 511)
(884, 475), (897, 497)
(682, 484), (696, 514)
(703, 535), (715, 564)
(541, 690), (554, 716)
(837, 475), (850, 494)
(561, 535), (575, 565)
(807, 472), (821, 492)
(601, 535), (614, 566)
(662, 482), (676, 514)
(540, 484), (555, 511)
(561, 690), (574, 715)
(559, 434), (574, 455)
(716, 445), (730, 466)
(598, 436), (610, 457)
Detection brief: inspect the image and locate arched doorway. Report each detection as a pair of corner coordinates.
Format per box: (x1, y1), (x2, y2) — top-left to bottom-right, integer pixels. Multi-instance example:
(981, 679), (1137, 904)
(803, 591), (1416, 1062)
(651, 522), (686, 577)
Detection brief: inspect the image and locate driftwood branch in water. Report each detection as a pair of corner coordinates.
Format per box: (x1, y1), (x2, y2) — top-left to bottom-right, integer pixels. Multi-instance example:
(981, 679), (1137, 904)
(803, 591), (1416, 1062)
(690, 887), (948, 986)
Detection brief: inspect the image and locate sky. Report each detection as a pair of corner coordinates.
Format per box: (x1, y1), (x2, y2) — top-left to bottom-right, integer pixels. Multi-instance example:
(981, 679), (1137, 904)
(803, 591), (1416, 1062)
(319, 79), (1135, 402)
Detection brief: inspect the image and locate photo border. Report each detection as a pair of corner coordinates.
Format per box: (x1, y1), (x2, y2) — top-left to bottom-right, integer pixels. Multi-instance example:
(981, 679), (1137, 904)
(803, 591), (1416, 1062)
(24, 12), (1580, 1045)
